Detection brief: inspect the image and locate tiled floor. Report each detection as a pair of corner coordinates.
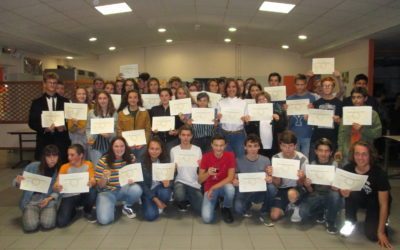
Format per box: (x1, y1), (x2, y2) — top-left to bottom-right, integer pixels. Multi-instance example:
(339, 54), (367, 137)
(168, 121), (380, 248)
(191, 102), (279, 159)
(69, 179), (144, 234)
(0, 150), (399, 250)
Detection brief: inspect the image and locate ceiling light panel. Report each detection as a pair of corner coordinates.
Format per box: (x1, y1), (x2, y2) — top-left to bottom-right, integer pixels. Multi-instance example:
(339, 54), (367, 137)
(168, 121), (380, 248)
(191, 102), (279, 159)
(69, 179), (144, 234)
(95, 2), (132, 15)
(259, 1), (296, 14)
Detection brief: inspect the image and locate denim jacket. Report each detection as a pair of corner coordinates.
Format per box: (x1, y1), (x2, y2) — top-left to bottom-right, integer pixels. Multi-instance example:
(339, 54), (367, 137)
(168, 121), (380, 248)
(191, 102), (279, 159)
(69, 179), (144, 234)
(13, 162), (59, 210)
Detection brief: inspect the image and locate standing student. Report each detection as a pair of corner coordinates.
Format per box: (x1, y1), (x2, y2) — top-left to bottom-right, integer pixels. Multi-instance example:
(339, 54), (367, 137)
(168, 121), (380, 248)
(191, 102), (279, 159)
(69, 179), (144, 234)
(95, 137), (143, 225)
(168, 76), (183, 97)
(56, 80), (65, 97)
(217, 78), (247, 158)
(217, 78), (226, 97)
(29, 72), (71, 163)
(147, 77), (160, 94)
(104, 82), (115, 95)
(86, 91), (117, 167)
(237, 78), (245, 98)
(268, 72), (282, 86)
(339, 141), (392, 249)
(207, 79), (219, 93)
(115, 79), (124, 95)
(245, 83), (262, 100)
(93, 78), (105, 98)
(170, 125), (203, 214)
(117, 90), (151, 163)
(137, 72), (150, 94)
(140, 137), (173, 221)
(13, 145), (61, 232)
(122, 78), (139, 96)
(342, 74), (379, 111)
(199, 134), (235, 224)
(54, 144), (97, 227)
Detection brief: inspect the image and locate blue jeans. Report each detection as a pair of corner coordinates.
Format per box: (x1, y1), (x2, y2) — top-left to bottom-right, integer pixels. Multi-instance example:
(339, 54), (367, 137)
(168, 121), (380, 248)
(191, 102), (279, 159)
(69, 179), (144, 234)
(174, 182), (203, 214)
(234, 183), (278, 215)
(96, 184), (143, 225)
(299, 190), (343, 224)
(141, 184), (172, 221)
(201, 184), (235, 224)
(221, 130), (245, 158)
(296, 137), (311, 159)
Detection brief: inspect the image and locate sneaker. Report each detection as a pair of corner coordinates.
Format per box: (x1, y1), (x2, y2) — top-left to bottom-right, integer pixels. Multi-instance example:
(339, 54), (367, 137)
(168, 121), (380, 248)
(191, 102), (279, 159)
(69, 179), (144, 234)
(221, 207), (234, 224)
(326, 222), (338, 234)
(177, 202), (188, 212)
(243, 211), (252, 218)
(122, 205), (137, 219)
(316, 213), (325, 224)
(340, 221), (355, 237)
(84, 212), (97, 223)
(259, 214), (274, 227)
(158, 208), (164, 214)
(290, 206), (302, 223)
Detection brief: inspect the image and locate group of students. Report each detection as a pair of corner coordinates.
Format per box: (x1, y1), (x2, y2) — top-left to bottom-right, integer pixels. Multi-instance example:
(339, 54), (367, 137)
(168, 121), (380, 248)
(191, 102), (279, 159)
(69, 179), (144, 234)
(19, 71), (392, 248)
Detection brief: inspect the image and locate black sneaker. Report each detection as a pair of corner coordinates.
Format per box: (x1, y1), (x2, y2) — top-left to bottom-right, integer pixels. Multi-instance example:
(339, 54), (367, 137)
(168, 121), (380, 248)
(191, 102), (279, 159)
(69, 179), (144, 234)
(316, 213), (325, 224)
(84, 212), (97, 223)
(326, 222), (338, 234)
(122, 205), (137, 219)
(177, 202), (188, 212)
(221, 207), (234, 224)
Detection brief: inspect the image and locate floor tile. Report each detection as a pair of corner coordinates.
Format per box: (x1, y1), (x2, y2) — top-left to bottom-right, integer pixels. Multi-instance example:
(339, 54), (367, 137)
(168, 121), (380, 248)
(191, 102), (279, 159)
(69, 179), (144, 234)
(129, 234), (163, 249)
(7, 234), (49, 249)
(38, 235), (76, 249)
(98, 234), (134, 248)
(191, 235), (222, 249)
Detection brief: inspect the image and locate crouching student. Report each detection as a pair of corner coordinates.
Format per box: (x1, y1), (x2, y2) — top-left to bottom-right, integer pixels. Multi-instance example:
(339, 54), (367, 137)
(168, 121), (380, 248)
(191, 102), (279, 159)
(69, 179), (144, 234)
(339, 141), (392, 249)
(170, 125), (203, 214)
(95, 137), (143, 225)
(54, 144), (97, 227)
(270, 130), (309, 223)
(199, 134), (235, 224)
(140, 137), (173, 221)
(299, 138), (342, 234)
(13, 145), (61, 232)
(233, 134), (278, 226)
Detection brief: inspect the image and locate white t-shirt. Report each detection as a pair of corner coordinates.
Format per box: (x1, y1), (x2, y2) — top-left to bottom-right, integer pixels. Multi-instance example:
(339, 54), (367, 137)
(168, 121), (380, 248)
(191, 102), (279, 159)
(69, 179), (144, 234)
(170, 145), (202, 189)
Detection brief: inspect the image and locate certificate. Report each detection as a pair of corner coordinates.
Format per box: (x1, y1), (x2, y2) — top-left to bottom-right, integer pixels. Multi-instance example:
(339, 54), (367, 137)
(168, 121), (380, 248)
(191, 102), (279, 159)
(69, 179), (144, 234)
(332, 168), (368, 191)
(122, 129), (147, 146)
(169, 98), (192, 115)
(152, 116), (175, 132)
(247, 103), (273, 121)
(190, 91), (201, 100)
(307, 109), (334, 128)
(110, 94), (121, 109)
(264, 86), (287, 102)
(90, 117), (115, 134)
(174, 151), (199, 167)
(64, 103), (88, 120)
(119, 163), (144, 186)
(220, 107), (244, 124)
(312, 58), (335, 75)
(41, 111), (65, 127)
(20, 171), (51, 194)
(142, 94), (161, 110)
(120, 64), (139, 78)
(238, 173), (267, 193)
(207, 92), (222, 108)
(152, 163), (175, 181)
(286, 99), (309, 115)
(305, 164), (335, 186)
(343, 106), (372, 125)
(244, 99), (256, 105)
(191, 108), (215, 125)
(272, 158), (300, 180)
(59, 172), (89, 194)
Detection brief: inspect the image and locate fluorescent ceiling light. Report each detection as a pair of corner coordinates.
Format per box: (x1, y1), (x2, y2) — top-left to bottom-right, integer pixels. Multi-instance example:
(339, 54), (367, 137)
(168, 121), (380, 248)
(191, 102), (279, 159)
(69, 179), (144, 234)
(228, 27), (237, 32)
(95, 2), (132, 15)
(166, 39), (173, 43)
(281, 44), (289, 49)
(298, 35), (307, 40)
(259, 1), (295, 13)
(158, 28), (167, 33)
(89, 37), (97, 42)
(66, 56), (73, 60)
(109, 46), (116, 51)
(224, 38), (231, 43)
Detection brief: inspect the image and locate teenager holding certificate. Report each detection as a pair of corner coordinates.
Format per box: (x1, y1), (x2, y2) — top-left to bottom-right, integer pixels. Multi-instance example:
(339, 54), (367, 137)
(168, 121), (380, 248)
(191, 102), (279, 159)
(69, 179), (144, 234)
(95, 137), (143, 225)
(339, 141), (392, 249)
(86, 91), (117, 167)
(245, 83), (262, 100)
(54, 144), (97, 227)
(206, 79), (219, 93)
(217, 78), (247, 158)
(13, 145), (61, 232)
(147, 77), (160, 94)
(140, 137), (173, 221)
(117, 90), (151, 163)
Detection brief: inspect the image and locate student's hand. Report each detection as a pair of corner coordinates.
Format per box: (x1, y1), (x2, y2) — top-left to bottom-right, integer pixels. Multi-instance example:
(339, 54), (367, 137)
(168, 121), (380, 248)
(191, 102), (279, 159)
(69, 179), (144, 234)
(265, 175), (273, 183)
(15, 175), (24, 185)
(297, 170), (305, 180)
(352, 123), (362, 131)
(53, 183), (63, 193)
(134, 145), (143, 150)
(333, 70), (341, 78)
(217, 113), (222, 120)
(377, 232), (392, 249)
(101, 133), (112, 138)
(243, 115), (251, 123)
(103, 169), (111, 179)
(304, 178), (312, 188)
(45, 124), (55, 133)
(304, 114), (309, 120)
(56, 126), (65, 132)
(334, 151), (342, 162)
(307, 103), (314, 109)
(169, 130), (178, 136)
(153, 197), (166, 209)
(162, 180), (170, 188)
(87, 137), (95, 145)
(187, 119), (193, 125)
(333, 115), (341, 124)
(272, 114), (280, 121)
(207, 188), (214, 200)
(282, 104), (288, 111)
(232, 178), (239, 186)
(266, 166), (273, 176)
(72, 118), (78, 126)
(208, 167), (217, 177)
(39, 197), (52, 208)
(340, 189), (351, 197)
(128, 179), (135, 185)
(152, 129), (159, 134)
(306, 71), (314, 78)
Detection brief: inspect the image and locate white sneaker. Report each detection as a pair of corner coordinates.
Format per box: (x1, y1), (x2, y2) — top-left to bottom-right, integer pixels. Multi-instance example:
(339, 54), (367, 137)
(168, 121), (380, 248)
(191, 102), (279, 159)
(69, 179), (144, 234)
(158, 208), (164, 214)
(340, 221), (355, 237)
(122, 205), (136, 219)
(290, 206), (302, 223)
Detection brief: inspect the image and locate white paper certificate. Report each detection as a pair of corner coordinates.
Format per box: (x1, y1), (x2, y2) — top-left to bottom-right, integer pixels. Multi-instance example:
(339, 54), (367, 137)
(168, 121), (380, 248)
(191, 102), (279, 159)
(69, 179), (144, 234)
(90, 118), (115, 135)
(41, 111), (65, 127)
(174, 151), (199, 167)
(169, 98), (192, 115)
(343, 106), (372, 125)
(287, 99), (309, 115)
(152, 163), (175, 181)
(110, 94), (121, 109)
(307, 109), (334, 128)
(264, 86), (287, 102)
(244, 99), (256, 105)
(272, 158), (300, 180)
(305, 164), (335, 186)
(207, 92), (222, 108)
(220, 107), (244, 124)
(332, 168), (368, 191)
(191, 108), (215, 125)
(122, 129), (147, 146)
(119, 163), (144, 186)
(247, 103), (273, 121)
(20, 171), (52, 194)
(64, 103), (88, 120)
(312, 58), (335, 75)
(152, 116), (175, 132)
(190, 91), (201, 100)
(142, 94), (161, 109)
(59, 172), (89, 194)
(120, 64), (139, 78)
(238, 173), (267, 193)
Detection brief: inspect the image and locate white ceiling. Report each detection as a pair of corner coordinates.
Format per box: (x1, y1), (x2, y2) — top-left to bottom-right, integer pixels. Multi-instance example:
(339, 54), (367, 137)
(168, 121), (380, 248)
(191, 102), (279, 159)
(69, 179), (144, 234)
(0, 0), (400, 58)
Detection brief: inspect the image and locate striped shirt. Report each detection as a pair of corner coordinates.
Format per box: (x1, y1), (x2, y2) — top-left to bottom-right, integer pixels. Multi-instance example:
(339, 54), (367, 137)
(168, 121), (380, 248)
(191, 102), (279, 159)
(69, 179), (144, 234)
(95, 156), (127, 191)
(272, 151), (308, 188)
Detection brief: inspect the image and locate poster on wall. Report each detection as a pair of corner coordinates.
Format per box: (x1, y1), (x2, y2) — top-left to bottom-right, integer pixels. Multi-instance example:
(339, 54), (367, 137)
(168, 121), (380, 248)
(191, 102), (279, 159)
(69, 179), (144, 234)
(24, 57), (43, 75)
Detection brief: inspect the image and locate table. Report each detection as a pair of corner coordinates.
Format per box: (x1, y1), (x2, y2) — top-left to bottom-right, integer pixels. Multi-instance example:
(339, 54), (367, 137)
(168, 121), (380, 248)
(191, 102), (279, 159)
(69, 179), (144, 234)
(383, 135), (400, 179)
(7, 130), (36, 169)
